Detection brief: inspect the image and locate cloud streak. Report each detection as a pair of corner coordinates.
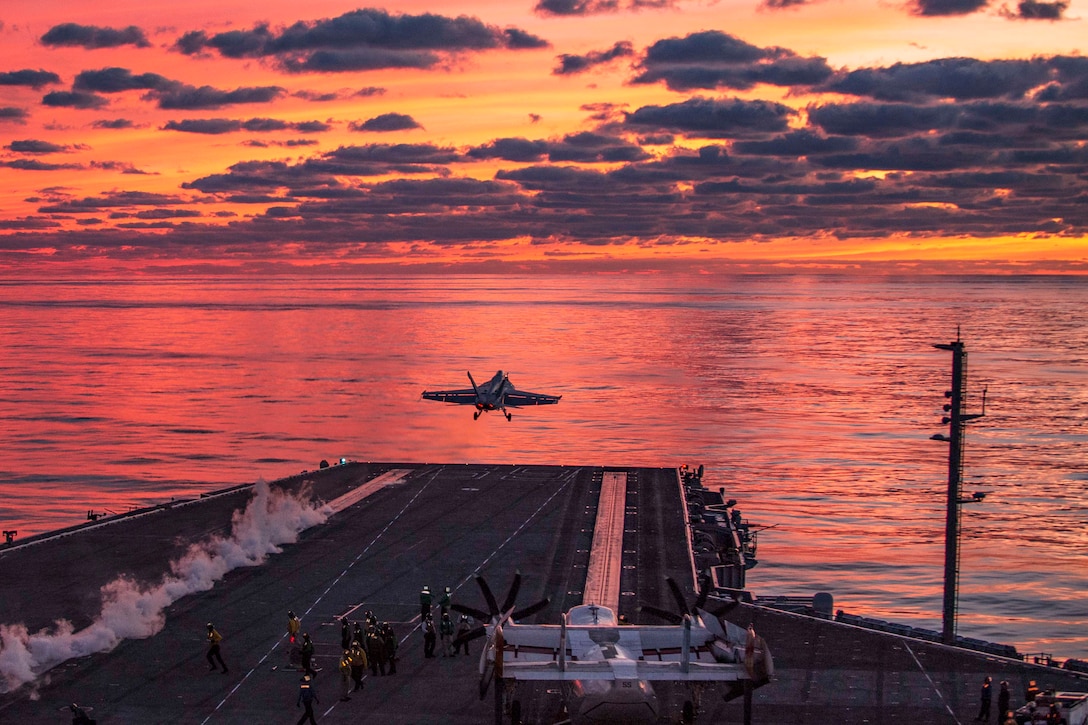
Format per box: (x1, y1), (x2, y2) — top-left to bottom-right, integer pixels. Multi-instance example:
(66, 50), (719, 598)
(174, 8), (548, 73)
(3, 7), (1087, 271)
(40, 23), (150, 50)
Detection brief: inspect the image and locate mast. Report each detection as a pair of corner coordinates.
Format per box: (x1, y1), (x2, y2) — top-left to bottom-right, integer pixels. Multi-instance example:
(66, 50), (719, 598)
(931, 330), (986, 645)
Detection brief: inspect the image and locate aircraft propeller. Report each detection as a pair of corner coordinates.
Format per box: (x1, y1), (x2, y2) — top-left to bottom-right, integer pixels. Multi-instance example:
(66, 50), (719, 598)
(639, 575), (739, 624)
(450, 571), (550, 699)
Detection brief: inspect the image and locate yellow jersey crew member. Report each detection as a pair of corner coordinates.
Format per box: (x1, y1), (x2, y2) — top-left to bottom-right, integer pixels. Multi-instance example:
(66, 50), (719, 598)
(206, 623), (228, 673)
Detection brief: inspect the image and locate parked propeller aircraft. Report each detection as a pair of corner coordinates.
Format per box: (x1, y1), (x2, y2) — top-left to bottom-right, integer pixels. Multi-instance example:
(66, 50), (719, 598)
(422, 371), (561, 421)
(452, 573), (773, 724)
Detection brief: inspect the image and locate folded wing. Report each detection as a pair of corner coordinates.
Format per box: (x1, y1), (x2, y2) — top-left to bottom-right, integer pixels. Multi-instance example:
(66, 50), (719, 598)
(497, 623), (750, 682)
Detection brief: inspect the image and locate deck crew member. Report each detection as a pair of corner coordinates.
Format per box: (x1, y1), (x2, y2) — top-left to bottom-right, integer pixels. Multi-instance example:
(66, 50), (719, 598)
(420, 585), (433, 618)
(300, 633), (317, 678)
(975, 676), (992, 722)
(439, 612), (454, 656)
(453, 615), (471, 656)
(338, 650), (353, 701)
(439, 586), (452, 616)
(349, 641), (368, 691)
(287, 611), (301, 643)
(423, 615), (437, 658)
(206, 623), (228, 673)
(296, 675), (319, 725)
(998, 681), (1010, 719)
(340, 618), (352, 651)
(69, 703), (95, 725)
(381, 622), (398, 675)
(366, 624), (386, 675)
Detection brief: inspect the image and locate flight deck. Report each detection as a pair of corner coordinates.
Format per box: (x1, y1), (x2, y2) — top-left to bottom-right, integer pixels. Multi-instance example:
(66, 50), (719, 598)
(1, 462), (1085, 724)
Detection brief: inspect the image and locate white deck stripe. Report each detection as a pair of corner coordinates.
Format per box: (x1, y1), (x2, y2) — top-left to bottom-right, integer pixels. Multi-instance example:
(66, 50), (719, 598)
(325, 469), (412, 513)
(582, 472), (627, 610)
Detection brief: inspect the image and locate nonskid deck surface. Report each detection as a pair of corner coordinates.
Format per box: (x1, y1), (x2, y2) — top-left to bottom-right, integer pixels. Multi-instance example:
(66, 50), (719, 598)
(1, 462), (1085, 724)
(0, 463), (692, 723)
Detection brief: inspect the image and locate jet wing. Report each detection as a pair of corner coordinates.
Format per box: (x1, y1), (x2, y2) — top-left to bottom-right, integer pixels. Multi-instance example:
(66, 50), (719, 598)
(421, 388), (478, 404)
(502, 389), (561, 407)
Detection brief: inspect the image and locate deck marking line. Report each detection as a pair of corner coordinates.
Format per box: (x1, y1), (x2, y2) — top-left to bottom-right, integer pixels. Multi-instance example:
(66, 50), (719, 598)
(324, 469), (413, 514)
(903, 640), (961, 725)
(202, 467), (441, 723)
(582, 472), (627, 610)
(321, 468), (574, 720)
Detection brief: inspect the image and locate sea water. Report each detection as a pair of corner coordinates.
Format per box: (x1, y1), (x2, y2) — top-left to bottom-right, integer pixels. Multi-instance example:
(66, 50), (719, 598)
(0, 274), (1084, 659)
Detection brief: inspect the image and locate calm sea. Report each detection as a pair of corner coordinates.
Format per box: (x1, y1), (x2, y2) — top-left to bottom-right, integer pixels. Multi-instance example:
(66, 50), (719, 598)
(0, 275), (1085, 659)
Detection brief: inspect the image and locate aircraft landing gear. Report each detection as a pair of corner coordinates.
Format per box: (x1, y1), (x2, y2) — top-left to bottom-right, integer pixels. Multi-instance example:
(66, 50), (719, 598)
(474, 411), (481, 420)
(504, 410), (512, 421)
(682, 682), (710, 723)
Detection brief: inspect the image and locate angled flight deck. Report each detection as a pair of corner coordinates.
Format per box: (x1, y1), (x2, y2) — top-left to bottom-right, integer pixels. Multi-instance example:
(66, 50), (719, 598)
(2, 463), (1086, 724)
(0, 463), (693, 724)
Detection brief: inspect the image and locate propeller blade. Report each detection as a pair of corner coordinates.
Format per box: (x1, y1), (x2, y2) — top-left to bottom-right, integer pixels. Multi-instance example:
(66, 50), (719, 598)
(667, 577), (691, 617)
(477, 623), (496, 698)
(479, 632), (490, 674)
(452, 627), (488, 646)
(706, 599), (741, 618)
(500, 572), (522, 613)
(451, 603), (490, 621)
(477, 574), (500, 617)
(638, 604), (683, 625)
(511, 597), (549, 621)
(478, 665), (494, 700)
(693, 574), (712, 612)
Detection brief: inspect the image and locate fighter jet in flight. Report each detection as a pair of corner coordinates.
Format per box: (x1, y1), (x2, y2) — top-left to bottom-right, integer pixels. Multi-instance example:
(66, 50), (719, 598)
(422, 370), (561, 421)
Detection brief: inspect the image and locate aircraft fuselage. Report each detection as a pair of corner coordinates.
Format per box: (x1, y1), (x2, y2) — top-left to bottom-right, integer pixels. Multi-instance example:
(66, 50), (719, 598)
(563, 604), (661, 724)
(567, 660), (659, 724)
(474, 370), (511, 411)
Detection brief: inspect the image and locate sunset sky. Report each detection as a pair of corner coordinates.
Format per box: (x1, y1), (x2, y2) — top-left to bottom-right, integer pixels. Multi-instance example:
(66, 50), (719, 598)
(1, 0), (1086, 275)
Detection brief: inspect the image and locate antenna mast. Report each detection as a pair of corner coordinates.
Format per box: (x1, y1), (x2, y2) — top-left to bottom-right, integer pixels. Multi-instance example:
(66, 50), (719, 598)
(931, 333), (986, 645)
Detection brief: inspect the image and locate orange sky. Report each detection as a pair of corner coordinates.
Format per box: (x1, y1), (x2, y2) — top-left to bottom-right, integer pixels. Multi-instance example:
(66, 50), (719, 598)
(1, 0), (1087, 274)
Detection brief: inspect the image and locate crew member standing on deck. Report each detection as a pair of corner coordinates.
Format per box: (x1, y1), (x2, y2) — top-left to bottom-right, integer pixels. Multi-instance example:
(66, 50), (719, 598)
(453, 615), (472, 656)
(439, 612), (454, 656)
(338, 649), (353, 702)
(287, 611), (301, 644)
(382, 622), (398, 675)
(300, 633), (317, 678)
(998, 681), (1010, 719)
(420, 585), (432, 619)
(975, 676), (992, 722)
(69, 703), (95, 725)
(340, 618), (352, 651)
(296, 675), (319, 725)
(206, 623), (228, 673)
(423, 615), (437, 658)
(439, 586), (451, 616)
(366, 624), (386, 676)
(349, 640), (367, 692)
(287, 610), (302, 666)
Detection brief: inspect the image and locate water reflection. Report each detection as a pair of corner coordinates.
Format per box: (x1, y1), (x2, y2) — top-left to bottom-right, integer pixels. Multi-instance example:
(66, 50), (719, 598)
(0, 275), (1085, 657)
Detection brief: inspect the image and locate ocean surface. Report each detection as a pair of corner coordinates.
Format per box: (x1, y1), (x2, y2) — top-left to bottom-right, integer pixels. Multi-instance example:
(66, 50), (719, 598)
(0, 274), (1085, 660)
